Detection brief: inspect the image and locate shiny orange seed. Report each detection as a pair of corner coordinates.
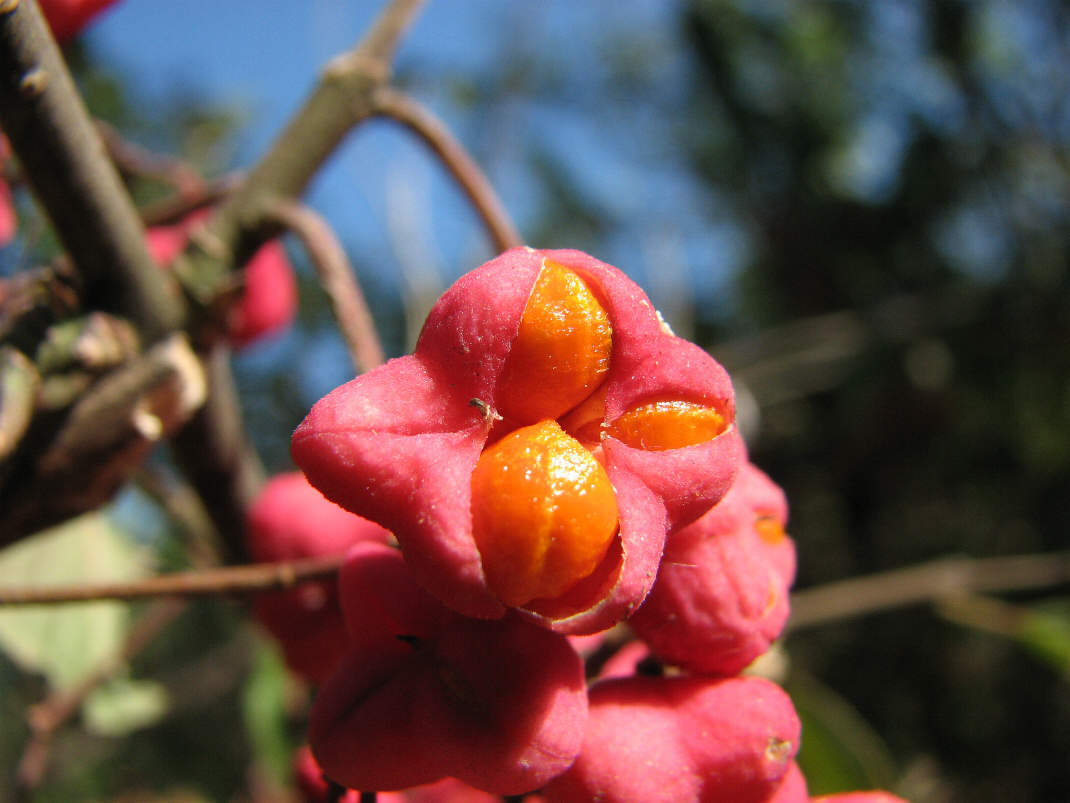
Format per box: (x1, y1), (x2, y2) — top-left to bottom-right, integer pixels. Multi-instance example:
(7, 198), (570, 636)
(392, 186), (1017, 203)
(497, 261), (612, 425)
(470, 420), (619, 607)
(607, 399), (727, 450)
(754, 514), (787, 544)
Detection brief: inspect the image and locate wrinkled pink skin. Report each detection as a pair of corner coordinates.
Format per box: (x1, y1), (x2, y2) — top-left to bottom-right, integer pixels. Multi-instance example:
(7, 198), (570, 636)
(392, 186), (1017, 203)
(811, 793), (910, 803)
(39, 0), (118, 42)
(245, 473), (391, 684)
(146, 210), (297, 348)
(292, 247), (743, 634)
(628, 461), (796, 675)
(309, 542), (588, 795)
(543, 674), (800, 803)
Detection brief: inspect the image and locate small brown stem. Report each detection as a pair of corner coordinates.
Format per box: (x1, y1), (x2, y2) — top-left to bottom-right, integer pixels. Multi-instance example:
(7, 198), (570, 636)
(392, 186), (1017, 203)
(138, 173), (244, 228)
(787, 551), (1070, 631)
(265, 199), (385, 373)
(0, 554), (345, 606)
(373, 87), (523, 253)
(96, 120), (205, 197)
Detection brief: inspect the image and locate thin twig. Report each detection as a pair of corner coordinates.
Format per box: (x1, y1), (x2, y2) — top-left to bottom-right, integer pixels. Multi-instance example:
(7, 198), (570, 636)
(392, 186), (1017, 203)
(96, 120), (205, 197)
(373, 87), (523, 253)
(138, 172), (243, 228)
(0, 554), (345, 606)
(13, 599), (187, 799)
(787, 551), (1070, 631)
(266, 199), (385, 373)
(0, 0), (183, 340)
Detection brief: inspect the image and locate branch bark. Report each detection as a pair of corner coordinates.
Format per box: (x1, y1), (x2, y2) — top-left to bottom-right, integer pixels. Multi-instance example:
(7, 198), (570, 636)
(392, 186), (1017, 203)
(0, 333), (207, 542)
(0, 0), (184, 340)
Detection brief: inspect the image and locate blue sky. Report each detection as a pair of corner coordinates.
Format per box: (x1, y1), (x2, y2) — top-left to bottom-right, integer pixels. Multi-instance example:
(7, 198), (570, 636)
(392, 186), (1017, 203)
(88, 1), (740, 298)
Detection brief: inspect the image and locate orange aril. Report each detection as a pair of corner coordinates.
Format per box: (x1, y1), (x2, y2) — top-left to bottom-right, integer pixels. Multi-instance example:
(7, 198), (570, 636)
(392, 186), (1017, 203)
(470, 420), (619, 607)
(754, 514), (787, 544)
(607, 400), (727, 450)
(497, 261), (612, 424)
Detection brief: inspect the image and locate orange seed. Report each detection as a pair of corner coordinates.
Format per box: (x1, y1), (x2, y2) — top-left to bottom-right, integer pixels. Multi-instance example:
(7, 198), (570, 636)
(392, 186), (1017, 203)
(754, 514), (787, 544)
(497, 261), (612, 425)
(607, 399), (727, 450)
(470, 420), (619, 607)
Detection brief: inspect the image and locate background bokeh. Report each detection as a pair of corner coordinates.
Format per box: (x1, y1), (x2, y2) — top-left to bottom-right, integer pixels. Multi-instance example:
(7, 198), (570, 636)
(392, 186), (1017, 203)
(2, 1), (1069, 801)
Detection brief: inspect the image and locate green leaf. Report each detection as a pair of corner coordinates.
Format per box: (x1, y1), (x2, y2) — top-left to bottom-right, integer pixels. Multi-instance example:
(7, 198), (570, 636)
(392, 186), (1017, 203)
(241, 635), (296, 791)
(1016, 599), (1070, 677)
(0, 511), (150, 690)
(788, 669), (898, 796)
(83, 676), (170, 736)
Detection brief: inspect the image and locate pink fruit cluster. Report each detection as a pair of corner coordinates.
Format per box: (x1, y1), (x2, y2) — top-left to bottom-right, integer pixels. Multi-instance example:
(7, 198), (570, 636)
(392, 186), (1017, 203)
(147, 209), (298, 348)
(244, 473), (391, 684)
(265, 248), (907, 801)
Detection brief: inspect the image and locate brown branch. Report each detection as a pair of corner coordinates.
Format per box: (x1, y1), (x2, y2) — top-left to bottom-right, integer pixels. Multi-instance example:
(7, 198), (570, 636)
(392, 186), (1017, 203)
(13, 599), (187, 800)
(169, 346), (264, 563)
(372, 87), (523, 253)
(266, 199), (385, 374)
(0, 0), (183, 340)
(176, 0), (428, 308)
(0, 554), (345, 605)
(162, 1), (425, 563)
(787, 551), (1070, 632)
(0, 333), (207, 542)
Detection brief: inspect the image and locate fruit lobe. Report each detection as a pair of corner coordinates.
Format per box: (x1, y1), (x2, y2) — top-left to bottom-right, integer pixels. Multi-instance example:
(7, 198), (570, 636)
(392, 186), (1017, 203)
(471, 420), (618, 607)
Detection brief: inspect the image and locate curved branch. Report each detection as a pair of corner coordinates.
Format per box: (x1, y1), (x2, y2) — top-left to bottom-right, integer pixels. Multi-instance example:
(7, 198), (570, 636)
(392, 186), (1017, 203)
(266, 199), (385, 374)
(787, 551), (1070, 632)
(372, 87), (523, 253)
